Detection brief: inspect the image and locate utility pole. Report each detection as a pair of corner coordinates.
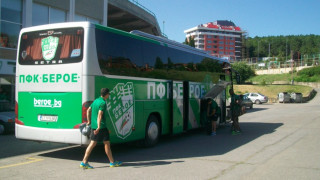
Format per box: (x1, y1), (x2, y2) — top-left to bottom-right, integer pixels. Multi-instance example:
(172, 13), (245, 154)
(258, 41), (260, 61)
(268, 43), (271, 58)
(286, 38), (288, 61)
(162, 21), (165, 35)
(291, 50), (294, 85)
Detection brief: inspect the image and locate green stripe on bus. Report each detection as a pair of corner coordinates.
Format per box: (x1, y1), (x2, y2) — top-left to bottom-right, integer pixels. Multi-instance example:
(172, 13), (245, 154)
(18, 92), (82, 129)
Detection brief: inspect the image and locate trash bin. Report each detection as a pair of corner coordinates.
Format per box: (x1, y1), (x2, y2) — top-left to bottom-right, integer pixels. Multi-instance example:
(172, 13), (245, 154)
(291, 92), (302, 103)
(278, 92), (291, 103)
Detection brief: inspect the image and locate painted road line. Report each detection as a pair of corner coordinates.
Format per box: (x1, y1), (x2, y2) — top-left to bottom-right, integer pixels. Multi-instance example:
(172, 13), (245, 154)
(0, 157), (43, 169)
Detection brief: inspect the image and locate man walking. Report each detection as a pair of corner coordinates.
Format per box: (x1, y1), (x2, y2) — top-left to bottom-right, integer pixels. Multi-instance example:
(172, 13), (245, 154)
(80, 88), (122, 169)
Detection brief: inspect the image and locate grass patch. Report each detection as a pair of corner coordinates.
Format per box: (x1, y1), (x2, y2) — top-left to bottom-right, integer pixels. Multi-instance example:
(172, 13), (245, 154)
(249, 66), (320, 84)
(248, 73), (295, 84)
(234, 84), (313, 99)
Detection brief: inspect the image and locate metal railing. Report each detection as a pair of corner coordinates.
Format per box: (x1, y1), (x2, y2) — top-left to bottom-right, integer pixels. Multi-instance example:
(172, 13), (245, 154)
(235, 54), (320, 70)
(130, 0), (156, 17)
(129, 0), (167, 38)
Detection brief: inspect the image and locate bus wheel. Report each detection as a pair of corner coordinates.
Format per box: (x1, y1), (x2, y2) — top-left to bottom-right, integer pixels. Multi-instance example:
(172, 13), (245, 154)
(216, 117), (220, 128)
(144, 115), (160, 147)
(0, 122), (6, 135)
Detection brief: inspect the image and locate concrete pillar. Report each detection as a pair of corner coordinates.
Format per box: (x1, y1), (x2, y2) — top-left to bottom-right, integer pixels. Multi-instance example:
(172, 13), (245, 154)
(24, 0), (33, 27)
(69, 0), (75, 22)
(102, 0), (108, 26)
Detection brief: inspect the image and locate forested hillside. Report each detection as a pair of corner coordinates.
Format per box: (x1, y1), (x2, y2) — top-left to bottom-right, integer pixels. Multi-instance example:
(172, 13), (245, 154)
(244, 35), (320, 61)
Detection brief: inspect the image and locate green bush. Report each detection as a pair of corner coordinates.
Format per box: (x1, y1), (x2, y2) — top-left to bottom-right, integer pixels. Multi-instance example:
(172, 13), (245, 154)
(297, 66), (320, 77)
(294, 74), (320, 82)
(231, 62), (256, 84)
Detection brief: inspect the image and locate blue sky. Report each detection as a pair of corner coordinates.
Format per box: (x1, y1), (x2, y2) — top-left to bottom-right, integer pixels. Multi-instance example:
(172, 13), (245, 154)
(136, 0), (320, 43)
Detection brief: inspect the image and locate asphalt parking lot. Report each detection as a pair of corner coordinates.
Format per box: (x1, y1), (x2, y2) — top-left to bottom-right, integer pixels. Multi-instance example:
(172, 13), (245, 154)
(1, 89), (319, 180)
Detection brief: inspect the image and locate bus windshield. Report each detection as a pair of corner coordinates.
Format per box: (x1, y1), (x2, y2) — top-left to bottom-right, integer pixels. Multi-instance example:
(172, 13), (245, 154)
(18, 27), (84, 65)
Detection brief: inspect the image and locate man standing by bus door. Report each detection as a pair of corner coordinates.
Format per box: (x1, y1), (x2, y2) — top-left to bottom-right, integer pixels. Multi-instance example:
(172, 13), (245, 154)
(229, 89), (241, 135)
(207, 98), (221, 136)
(80, 88), (122, 169)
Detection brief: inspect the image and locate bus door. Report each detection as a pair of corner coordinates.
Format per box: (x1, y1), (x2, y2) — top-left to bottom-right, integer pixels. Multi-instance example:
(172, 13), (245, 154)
(219, 75), (227, 124)
(183, 81), (189, 131)
(171, 81), (185, 134)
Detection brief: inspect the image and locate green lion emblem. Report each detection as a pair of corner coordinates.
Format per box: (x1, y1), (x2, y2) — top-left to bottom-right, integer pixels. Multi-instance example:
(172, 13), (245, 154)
(106, 82), (135, 139)
(41, 36), (59, 61)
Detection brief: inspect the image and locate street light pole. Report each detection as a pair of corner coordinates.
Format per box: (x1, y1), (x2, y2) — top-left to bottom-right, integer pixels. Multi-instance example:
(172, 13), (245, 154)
(258, 41), (260, 61)
(291, 50), (294, 85)
(286, 38), (288, 61)
(268, 43), (270, 58)
(162, 21), (165, 35)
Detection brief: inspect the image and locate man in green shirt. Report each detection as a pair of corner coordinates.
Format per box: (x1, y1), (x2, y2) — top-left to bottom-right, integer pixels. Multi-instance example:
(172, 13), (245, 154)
(207, 98), (221, 136)
(230, 89), (241, 135)
(80, 88), (122, 169)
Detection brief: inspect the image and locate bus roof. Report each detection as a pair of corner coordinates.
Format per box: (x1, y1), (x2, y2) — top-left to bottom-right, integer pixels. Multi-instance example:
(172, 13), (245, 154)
(19, 21), (93, 34)
(95, 24), (229, 64)
(130, 30), (228, 63)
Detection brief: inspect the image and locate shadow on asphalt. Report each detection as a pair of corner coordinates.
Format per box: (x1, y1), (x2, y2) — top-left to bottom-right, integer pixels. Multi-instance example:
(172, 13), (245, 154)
(0, 134), (68, 159)
(39, 122), (283, 166)
(244, 107), (269, 114)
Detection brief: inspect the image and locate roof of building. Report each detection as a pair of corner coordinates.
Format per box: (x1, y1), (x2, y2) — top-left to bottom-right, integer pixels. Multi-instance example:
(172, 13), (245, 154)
(200, 20), (241, 31)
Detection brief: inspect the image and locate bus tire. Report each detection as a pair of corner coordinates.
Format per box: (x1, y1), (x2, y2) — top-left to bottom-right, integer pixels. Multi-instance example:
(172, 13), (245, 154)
(0, 121), (6, 135)
(144, 115), (160, 147)
(216, 117), (220, 128)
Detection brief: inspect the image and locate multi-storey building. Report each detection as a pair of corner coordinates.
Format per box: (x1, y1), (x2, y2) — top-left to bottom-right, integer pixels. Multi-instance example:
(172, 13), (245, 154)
(184, 20), (244, 62)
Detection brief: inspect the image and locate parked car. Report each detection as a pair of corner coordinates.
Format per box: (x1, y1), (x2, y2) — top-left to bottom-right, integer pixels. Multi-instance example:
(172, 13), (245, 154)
(0, 101), (15, 135)
(241, 95), (253, 109)
(243, 93), (268, 104)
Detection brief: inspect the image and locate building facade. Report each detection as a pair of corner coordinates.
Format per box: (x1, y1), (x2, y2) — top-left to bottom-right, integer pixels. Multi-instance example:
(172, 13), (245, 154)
(0, 0), (109, 107)
(184, 20), (244, 62)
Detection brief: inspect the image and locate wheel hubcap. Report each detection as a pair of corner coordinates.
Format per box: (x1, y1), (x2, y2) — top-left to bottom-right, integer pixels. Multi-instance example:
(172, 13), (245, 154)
(148, 122), (158, 141)
(0, 124), (4, 134)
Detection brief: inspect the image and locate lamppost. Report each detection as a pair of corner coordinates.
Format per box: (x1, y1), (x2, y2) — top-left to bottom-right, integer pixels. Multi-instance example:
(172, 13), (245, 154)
(286, 38), (288, 61)
(162, 21), (165, 35)
(291, 50), (294, 85)
(258, 40), (260, 61)
(268, 42), (271, 58)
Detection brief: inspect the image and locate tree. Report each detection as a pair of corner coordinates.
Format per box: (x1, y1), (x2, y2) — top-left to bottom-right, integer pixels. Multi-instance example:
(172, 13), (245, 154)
(154, 57), (164, 69)
(244, 35), (320, 60)
(184, 37), (195, 47)
(231, 62), (255, 83)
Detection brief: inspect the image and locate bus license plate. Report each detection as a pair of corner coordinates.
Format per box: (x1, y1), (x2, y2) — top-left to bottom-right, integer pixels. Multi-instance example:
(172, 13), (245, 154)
(38, 115), (58, 122)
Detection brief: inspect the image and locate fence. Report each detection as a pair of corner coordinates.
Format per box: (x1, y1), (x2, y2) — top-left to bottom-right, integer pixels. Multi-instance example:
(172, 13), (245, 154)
(237, 54), (320, 71)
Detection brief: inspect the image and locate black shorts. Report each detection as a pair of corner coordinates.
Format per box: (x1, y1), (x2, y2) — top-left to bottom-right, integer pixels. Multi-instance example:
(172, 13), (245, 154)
(208, 114), (219, 122)
(90, 128), (110, 142)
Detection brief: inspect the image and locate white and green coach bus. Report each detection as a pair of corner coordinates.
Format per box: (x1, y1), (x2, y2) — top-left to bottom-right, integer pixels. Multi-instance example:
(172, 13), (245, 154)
(15, 22), (233, 146)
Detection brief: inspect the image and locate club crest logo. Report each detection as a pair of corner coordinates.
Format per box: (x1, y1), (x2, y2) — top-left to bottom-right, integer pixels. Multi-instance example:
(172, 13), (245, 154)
(41, 36), (59, 61)
(107, 82), (135, 139)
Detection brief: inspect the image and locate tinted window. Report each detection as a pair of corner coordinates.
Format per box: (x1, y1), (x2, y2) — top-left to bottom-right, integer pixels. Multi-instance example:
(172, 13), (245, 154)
(95, 28), (143, 75)
(142, 40), (167, 70)
(18, 28), (84, 65)
(1, 0), (22, 48)
(95, 27), (225, 81)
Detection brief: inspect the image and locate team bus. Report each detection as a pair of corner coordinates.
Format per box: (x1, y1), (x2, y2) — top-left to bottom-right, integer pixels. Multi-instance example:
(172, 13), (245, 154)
(15, 22), (233, 146)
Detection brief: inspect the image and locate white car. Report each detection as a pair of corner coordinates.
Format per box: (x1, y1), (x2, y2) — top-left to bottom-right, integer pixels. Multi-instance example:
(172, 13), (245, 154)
(243, 93), (268, 104)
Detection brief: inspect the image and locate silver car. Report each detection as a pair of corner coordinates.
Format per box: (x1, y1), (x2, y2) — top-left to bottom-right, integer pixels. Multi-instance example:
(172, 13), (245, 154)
(0, 101), (15, 135)
(243, 93), (268, 104)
